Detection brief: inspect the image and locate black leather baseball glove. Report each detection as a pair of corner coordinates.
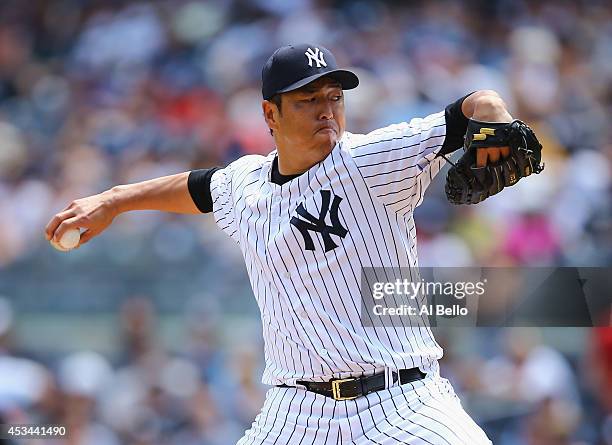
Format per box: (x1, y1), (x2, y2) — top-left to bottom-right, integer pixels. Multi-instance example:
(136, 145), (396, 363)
(444, 119), (544, 205)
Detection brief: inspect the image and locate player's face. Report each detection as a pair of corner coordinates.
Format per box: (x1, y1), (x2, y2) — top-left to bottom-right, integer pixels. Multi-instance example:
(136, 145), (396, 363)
(267, 77), (346, 167)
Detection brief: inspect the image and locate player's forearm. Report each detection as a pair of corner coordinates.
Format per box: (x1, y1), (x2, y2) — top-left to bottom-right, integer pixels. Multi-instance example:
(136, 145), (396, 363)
(107, 172), (201, 216)
(461, 90), (513, 122)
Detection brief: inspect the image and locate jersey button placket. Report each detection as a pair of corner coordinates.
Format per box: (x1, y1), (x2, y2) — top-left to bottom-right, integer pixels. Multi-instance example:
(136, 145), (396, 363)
(269, 191), (282, 226)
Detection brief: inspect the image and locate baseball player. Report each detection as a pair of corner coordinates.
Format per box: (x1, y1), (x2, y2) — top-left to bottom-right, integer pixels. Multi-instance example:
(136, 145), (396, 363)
(45, 44), (543, 444)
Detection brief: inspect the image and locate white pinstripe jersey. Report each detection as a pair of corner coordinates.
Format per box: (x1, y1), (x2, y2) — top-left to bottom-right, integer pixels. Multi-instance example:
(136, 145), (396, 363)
(210, 111), (448, 386)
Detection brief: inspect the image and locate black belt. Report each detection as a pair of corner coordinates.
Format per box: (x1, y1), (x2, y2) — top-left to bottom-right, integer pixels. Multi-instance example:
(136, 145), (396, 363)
(276, 368), (426, 401)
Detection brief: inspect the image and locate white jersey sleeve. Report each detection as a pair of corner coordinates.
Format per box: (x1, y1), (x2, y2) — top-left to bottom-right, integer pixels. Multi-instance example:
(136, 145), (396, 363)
(209, 155), (265, 244)
(346, 111), (448, 213)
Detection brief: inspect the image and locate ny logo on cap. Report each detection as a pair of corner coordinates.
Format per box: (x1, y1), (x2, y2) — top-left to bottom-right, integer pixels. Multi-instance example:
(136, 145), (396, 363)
(305, 47), (327, 68)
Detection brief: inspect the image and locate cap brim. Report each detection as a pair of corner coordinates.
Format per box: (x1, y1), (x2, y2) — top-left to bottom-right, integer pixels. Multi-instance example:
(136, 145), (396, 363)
(275, 69), (359, 95)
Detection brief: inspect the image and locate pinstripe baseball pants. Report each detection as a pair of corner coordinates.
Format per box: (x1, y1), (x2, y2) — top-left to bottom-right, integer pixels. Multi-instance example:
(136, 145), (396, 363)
(237, 373), (492, 445)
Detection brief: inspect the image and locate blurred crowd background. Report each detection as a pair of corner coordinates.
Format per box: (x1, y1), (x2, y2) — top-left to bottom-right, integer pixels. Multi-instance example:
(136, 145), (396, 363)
(0, 0), (610, 444)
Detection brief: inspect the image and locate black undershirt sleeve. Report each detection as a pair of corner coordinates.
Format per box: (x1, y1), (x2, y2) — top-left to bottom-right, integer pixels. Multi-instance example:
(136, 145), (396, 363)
(188, 167), (220, 213)
(188, 158), (299, 214)
(437, 91), (476, 157)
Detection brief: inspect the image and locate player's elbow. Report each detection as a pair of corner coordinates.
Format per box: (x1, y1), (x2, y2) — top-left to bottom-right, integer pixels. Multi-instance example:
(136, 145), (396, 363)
(462, 90), (507, 119)
(470, 92), (508, 119)
(474, 90), (505, 105)
(476, 89), (501, 98)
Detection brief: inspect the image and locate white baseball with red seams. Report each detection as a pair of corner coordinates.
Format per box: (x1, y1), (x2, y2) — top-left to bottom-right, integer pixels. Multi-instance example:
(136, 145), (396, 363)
(51, 228), (80, 251)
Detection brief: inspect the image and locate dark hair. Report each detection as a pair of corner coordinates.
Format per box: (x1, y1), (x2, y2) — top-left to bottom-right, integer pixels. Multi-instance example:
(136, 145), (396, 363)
(269, 94), (282, 136)
(270, 94), (283, 113)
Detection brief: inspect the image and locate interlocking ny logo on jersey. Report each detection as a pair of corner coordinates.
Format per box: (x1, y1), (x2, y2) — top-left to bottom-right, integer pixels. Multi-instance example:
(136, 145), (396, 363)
(290, 190), (347, 252)
(305, 47), (327, 68)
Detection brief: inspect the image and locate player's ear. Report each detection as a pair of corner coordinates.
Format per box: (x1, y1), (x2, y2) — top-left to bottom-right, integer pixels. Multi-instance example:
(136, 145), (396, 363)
(262, 100), (280, 134)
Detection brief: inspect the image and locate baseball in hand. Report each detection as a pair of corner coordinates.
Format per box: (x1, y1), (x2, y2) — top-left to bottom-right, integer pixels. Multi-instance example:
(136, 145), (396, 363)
(51, 228), (81, 251)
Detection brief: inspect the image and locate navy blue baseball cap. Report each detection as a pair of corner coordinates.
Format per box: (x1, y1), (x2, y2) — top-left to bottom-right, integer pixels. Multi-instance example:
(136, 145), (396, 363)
(261, 44), (359, 100)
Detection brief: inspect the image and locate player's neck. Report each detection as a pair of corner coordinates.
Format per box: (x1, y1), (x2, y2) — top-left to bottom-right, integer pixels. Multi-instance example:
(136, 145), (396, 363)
(276, 154), (313, 175)
(275, 141), (338, 175)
